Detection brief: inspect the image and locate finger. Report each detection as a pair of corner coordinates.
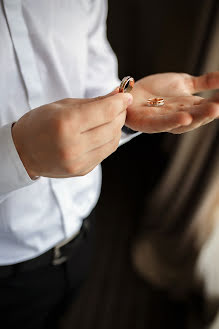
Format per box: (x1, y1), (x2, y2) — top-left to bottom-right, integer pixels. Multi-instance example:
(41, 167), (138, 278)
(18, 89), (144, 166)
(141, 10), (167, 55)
(191, 71), (219, 94)
(54, 87), (120, 106)
(80, 92), (133, 132)
(209, 91), (219, 104)
(170, 118), (216, 134)
(188, 100), (219, 121)
(169, 99), (219, 134)
(72, 135), (121, 176)
(78, 87), (120, 105)
(80, 110), (126, 153)
(147, 112), (192, 133)
(127, 110), (192, 133)
(76, 163), (98, 177)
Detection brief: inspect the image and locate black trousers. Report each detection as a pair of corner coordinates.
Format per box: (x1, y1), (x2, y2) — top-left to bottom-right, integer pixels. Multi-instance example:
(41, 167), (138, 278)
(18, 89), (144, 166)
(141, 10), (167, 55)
(0, 211), (96, 329)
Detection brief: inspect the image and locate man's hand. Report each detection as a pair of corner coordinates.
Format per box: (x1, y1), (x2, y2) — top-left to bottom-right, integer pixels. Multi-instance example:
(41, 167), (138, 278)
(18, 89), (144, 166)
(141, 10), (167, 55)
(126, 71), (219, 133)
(12, 91), (133, 178)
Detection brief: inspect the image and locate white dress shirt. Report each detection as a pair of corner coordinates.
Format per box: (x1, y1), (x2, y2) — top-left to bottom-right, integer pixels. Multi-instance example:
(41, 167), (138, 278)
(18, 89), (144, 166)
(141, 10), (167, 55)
(0, 0), (139, 265)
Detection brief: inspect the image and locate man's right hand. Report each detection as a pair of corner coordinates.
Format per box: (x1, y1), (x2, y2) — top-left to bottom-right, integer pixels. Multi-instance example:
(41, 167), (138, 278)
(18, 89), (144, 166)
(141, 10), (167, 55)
(12, 91), (133, 179)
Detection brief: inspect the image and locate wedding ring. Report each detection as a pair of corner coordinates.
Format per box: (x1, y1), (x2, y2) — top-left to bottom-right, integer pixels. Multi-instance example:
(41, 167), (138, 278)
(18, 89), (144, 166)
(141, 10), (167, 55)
(119, 76), (135, 93)
(146, 97), (165, 107)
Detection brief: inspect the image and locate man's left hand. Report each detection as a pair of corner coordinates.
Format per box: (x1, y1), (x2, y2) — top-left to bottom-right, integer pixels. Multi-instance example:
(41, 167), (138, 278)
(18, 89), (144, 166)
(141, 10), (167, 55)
(125, 71), (219, 134)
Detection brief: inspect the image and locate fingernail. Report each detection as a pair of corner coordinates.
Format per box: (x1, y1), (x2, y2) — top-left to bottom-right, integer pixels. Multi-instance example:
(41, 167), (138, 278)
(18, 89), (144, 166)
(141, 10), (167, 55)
(124, 93), (133, 105)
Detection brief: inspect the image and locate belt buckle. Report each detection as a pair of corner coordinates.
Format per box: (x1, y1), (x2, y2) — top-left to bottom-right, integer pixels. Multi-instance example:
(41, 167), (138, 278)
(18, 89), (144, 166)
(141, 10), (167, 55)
(52, 219), (90, 266)
(52, 245), (67, 266)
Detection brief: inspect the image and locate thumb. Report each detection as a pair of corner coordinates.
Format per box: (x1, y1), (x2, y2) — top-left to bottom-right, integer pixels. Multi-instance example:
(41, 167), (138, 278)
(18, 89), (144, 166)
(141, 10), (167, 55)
(93, 90), (133, 112)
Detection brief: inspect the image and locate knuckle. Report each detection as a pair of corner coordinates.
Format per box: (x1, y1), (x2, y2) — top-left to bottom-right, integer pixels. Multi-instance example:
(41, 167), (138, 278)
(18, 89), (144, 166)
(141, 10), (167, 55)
(59, 147), (73, 163)
(51, 111), (80, 141)
(70, 144), (83, 160)
(65, 163), (75, 175)
(59, 148), (70, 162)
(79, 166), (94, 176)
(64, 161), (81, 175)
(59, 142), (83, 164)
(111, 136), (120, 153)
(79, 171), (87, 177)
(50, 116), (66, 137)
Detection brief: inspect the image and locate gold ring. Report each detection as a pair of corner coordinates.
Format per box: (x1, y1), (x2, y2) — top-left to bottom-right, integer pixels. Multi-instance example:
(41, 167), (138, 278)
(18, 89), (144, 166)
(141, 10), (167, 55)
(146, 97), (165, 107)
(119, 76), (135, 93)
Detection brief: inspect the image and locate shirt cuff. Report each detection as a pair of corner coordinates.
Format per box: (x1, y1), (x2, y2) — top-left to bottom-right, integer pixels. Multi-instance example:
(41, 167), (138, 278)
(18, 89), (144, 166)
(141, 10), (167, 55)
(119, 129), (142, 147)
(0, 123), (37, 195)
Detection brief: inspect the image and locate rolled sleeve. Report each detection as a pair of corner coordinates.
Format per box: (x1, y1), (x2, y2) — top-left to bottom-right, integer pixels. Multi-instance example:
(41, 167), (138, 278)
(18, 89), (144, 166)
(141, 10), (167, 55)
(0, 123), (35, 196)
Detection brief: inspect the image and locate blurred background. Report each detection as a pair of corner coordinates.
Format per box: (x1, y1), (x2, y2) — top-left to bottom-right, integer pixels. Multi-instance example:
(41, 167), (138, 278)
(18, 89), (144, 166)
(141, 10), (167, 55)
(61, 0), (219, 328)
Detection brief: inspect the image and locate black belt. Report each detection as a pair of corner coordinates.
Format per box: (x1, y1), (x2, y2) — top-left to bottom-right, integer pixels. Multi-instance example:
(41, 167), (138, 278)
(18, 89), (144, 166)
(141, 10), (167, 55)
(0, 215), (91, 279)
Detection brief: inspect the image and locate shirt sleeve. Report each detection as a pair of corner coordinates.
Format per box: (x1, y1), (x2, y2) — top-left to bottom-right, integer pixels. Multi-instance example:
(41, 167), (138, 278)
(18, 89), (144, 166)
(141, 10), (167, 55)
(0, 123), (35, 197)
(84, 0), (120, 97)
(85, 0), (141, 145)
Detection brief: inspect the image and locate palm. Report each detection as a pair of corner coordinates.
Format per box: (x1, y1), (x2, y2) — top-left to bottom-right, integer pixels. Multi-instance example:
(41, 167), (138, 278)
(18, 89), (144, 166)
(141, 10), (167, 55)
(126, 72), (219, 133)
